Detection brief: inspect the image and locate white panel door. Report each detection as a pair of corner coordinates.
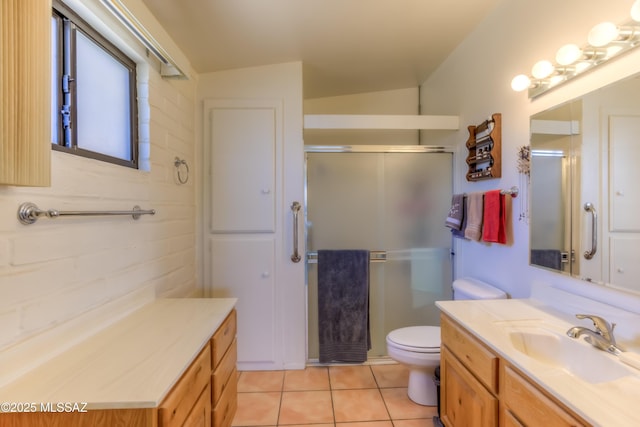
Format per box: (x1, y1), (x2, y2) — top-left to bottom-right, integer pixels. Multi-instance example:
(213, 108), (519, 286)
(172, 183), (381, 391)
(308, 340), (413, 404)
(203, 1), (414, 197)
(609, 237), (640, 291)
(210, 107), (275, 233)
(609, 114), (640, 231)
(204, 95), (305, 371)
(583, 107), (640, 286)
(210, 237), (277, 366)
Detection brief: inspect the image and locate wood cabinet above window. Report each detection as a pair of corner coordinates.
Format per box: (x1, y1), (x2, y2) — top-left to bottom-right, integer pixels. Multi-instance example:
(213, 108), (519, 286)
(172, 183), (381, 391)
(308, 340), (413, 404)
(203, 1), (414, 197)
(0, 0), (51, 186)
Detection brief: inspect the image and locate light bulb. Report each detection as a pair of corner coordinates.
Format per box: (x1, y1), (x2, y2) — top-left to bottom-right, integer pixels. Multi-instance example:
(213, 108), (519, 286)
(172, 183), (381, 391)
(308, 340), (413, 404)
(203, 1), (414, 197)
(588, 22), (619, 47)
(511, 74), (531, 92)
(556, 44), (582, 65)
(632, 0), (640, 22)
(531, 60), (554, 79)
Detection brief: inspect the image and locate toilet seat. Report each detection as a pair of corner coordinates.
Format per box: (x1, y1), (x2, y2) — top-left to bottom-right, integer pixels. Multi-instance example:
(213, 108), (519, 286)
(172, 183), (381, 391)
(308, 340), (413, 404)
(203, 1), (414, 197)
(386, 326), (441, 353)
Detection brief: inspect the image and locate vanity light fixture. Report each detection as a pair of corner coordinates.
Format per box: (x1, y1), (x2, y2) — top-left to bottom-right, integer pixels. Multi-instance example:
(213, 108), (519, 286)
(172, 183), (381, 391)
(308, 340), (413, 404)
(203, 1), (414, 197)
(512, 1), (640, 98)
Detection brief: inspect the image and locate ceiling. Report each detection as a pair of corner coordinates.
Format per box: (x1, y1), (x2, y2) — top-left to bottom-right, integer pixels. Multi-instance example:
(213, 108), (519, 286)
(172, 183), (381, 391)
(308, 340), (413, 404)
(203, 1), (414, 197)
(141, 0), (502, 99)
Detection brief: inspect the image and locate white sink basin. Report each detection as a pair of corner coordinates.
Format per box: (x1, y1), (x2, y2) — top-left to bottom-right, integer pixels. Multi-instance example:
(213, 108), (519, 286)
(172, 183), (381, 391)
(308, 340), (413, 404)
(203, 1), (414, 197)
(508, 328), (632, 384)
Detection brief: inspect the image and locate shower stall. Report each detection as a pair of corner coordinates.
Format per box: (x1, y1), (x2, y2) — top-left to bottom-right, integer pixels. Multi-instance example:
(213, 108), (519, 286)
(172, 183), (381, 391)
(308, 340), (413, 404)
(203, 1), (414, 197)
(305, 146), (454, 361)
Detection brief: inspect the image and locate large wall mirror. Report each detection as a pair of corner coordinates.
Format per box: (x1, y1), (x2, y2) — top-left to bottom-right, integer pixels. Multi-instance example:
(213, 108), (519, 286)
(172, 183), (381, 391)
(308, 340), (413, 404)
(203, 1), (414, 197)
(530, 73), (640, 295)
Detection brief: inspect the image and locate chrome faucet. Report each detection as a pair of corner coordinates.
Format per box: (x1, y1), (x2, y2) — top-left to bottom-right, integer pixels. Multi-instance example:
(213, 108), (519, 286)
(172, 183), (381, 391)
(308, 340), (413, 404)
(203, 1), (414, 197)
(566, 314), (620, 355)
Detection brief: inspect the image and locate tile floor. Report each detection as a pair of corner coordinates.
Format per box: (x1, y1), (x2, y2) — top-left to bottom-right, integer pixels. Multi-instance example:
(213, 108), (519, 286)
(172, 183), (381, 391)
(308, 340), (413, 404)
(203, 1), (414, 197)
(232, 363), (439, 427)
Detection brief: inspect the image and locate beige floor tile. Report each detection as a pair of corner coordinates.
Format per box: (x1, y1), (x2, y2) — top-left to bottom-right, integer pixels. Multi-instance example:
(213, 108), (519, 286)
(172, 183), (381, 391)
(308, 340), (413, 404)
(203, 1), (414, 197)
(393, 419), (436, 427)
(279, 391), (334, 424)
(284, 425), (334, 427)
(284, 367), (330, 391)
(329, 365), (377, 389)
(332, 389), (390, 423)
(232, 391), (281, 426)
(380, 388), (437, 420)
(370, 364), (409, 388)
(336, 422), (393, 427)
(237, 370), (285, 392)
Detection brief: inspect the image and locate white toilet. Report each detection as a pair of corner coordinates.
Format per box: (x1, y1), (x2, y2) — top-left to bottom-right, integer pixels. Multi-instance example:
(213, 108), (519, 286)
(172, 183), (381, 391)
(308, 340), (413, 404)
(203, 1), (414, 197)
(386, 277), (507, 406)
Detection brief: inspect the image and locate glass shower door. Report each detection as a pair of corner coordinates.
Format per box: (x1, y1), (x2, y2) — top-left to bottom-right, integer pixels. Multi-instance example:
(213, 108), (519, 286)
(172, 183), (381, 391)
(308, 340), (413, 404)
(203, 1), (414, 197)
(306, 150), (453, 359)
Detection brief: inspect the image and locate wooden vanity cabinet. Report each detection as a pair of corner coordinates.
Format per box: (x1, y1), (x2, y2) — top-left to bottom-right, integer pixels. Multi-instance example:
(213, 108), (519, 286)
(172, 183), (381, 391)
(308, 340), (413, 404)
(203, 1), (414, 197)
(154, 308), (238, 427)
(440, 314), (588, 427)
(440, 315), (499, 427)
(159, 344), (212, 427)
(500, 363), (585, 427)
(157, 309), (237, 427)
(0, 302), (237, 427)
(1, 0), (51, 187)
(211, 309), (238, 427)
(158, 308), (237, 427)
(182, 384), (212, 427)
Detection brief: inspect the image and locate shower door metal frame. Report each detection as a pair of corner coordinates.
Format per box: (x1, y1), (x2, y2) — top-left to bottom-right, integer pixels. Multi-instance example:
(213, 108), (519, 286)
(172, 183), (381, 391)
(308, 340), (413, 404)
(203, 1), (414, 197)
(303, 144), (456, 262)
(303, 145), (457, 361)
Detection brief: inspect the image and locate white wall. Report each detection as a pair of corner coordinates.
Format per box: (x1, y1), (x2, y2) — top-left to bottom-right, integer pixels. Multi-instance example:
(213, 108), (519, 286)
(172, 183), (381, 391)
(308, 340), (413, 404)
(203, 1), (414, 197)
(303, 87), (420, 145)
(0, 0), (198, 362)
(420, 0), (640, 308)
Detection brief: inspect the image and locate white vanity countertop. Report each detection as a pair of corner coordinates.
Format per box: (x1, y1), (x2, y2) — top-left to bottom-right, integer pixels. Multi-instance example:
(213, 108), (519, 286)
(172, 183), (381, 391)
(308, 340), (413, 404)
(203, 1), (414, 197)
(437, 298), (640, 426)
(0, 298), (237, 410)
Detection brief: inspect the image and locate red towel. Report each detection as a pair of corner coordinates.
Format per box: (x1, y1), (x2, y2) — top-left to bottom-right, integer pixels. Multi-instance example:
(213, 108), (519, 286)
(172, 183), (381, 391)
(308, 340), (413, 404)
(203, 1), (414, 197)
(482, 190), (506, 244)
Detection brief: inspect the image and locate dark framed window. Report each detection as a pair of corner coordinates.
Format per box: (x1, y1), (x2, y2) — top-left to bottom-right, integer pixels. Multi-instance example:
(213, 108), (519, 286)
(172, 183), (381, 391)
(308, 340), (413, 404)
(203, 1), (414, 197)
(52, 1), (138, 168)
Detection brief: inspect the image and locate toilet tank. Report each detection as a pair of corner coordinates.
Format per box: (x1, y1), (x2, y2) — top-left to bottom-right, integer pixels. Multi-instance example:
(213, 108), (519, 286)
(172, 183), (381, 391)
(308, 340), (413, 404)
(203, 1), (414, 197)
(452, 277), (507, 300)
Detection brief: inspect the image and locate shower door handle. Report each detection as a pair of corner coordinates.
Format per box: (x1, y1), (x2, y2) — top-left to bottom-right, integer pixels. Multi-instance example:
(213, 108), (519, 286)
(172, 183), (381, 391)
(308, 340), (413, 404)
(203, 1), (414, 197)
(291, 201), (302, 263)
(584, 202), (597, 260)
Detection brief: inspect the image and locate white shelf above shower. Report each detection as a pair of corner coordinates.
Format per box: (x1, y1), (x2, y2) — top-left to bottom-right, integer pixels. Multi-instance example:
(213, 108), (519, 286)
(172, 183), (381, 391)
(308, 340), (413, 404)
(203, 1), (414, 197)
(303, 114), (460, 130)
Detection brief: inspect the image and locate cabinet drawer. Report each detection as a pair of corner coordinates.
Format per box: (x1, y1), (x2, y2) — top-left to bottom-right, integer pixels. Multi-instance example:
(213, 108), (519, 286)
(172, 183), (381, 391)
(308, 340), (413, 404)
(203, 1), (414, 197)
(159, 344), (212, 427)
(212, 310), (237, 368)
(441, 346), (498, 427)
(501, 406), (525, 427)
(213, 338), (237, 404)
(441, 314), (499, 393)
(213, 369), (238, 427)
(501, 364), (585, 427)
(183, 383), (212, 427)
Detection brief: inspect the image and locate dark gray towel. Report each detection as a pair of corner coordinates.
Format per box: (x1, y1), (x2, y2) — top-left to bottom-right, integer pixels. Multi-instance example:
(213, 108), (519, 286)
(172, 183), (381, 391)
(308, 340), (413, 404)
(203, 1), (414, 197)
(317, 250), (370, 363)
(445, 194), (465, 230)
(531, 249), (562, 271)
(451, 195), (468, 239)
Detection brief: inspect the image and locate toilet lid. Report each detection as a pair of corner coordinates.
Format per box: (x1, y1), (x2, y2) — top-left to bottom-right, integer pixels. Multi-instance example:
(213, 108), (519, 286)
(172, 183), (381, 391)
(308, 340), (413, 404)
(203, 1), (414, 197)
(387, 326), (441, 353)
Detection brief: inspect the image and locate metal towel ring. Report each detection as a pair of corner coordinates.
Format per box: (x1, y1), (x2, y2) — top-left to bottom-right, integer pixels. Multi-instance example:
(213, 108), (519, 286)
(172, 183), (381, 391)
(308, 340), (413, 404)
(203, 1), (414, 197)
(174, 157), (189, 184)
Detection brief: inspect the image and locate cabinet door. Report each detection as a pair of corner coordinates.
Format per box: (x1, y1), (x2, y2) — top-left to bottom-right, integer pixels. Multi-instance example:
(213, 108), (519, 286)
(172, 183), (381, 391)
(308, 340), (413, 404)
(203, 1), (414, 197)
(501, 406), (525, 427)
(501, 364), (585, 427)
(159, 346), (212, 427)
(610, 237), (640, 289)
(441, 346), (498, 427)
(213, 369), (238, 427)
(440, 315), (499, 393)
(183, 384), (212, 427)
(1, 0), (51, 186)
(609, 114), (640, 231)
(209, 106), (275, 233)
(210, 237), (278, 367)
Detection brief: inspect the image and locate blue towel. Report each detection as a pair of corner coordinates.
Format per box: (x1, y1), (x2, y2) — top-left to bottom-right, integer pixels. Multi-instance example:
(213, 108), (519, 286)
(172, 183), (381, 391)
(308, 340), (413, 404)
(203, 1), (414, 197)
(317, 250), (370, 363)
